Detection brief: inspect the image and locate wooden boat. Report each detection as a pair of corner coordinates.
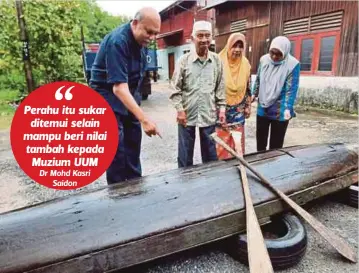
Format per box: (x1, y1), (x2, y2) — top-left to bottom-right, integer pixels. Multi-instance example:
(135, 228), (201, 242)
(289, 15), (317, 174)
(0, 143), (357, 273)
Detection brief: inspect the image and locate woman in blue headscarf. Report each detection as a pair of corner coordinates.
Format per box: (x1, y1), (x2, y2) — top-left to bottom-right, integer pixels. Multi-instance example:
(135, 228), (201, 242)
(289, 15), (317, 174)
(252, 36), (300, 151)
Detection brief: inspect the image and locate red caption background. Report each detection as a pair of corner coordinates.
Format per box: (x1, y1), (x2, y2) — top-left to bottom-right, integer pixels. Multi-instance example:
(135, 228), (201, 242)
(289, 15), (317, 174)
(10, 81), (119, 190)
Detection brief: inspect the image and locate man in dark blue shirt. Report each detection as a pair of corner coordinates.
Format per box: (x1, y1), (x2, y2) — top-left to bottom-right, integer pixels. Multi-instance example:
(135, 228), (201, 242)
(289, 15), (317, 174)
(90, 7), (161, 184)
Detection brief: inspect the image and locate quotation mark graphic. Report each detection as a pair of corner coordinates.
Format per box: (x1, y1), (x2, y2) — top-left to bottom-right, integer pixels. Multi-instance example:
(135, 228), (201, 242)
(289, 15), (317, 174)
(55, 86), (74, 101)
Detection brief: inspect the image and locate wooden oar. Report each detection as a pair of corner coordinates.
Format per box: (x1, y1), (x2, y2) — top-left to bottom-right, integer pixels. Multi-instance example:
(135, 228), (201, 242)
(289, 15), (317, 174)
(230, 131), (274, 273)
(211, 132), (357, 263)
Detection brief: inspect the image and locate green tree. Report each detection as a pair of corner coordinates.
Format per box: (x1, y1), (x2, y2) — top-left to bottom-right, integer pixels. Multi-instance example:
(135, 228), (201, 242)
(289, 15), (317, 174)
(81, 2), (130, 42)
(0, 0), (129, 99)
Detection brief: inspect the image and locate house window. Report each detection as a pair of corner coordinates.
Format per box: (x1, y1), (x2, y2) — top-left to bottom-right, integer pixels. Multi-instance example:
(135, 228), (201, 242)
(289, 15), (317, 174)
(318, 36), (336, 71)
(300, 39), (314, 71)
(290, 41), (295, 56)
(230, 19), (247, 33)
(284, 11), (343, 36)
(284, 11), (343, 76)
(289, 31), (340, 75)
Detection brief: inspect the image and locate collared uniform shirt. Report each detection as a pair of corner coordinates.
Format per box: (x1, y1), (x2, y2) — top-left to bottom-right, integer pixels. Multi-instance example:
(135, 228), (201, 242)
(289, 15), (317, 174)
(89, 22), (147, 116)
(170, 51), (226, 127)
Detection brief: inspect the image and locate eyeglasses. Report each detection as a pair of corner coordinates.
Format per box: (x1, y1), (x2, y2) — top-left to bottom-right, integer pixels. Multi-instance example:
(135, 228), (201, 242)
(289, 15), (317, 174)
(269, 50), (283, 58)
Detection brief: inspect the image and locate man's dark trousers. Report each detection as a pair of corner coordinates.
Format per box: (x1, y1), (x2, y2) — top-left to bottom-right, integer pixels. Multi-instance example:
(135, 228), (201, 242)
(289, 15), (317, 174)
(178, 124), (218, 168)
(106, 112), (142, 184)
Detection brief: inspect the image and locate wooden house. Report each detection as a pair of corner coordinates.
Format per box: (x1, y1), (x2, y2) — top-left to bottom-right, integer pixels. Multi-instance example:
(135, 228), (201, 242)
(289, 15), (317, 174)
(205, 0), (358, 77)
(156, 0), (215, 80)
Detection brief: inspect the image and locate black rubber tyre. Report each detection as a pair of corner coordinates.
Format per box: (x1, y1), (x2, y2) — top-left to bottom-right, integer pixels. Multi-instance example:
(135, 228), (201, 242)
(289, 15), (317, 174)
(226, 213), (308, 270)
(348, 185), (358, 208)
(331, 184), (358, 208)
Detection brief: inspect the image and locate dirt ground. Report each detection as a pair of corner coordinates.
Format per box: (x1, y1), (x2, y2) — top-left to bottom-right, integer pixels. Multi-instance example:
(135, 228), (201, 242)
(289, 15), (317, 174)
(0, 81), (358, 272)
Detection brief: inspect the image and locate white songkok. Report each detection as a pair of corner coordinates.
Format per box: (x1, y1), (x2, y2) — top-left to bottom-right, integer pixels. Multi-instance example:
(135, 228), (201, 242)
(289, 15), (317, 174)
(191, 20), (212, 37)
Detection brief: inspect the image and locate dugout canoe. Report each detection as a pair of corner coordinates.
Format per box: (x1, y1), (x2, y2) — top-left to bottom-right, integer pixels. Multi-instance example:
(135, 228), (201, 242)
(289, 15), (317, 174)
(0, 143), (357, 273)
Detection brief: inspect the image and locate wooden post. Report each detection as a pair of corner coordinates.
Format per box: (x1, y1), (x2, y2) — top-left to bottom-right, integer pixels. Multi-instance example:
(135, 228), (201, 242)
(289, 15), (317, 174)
(15, 0), (35, 93)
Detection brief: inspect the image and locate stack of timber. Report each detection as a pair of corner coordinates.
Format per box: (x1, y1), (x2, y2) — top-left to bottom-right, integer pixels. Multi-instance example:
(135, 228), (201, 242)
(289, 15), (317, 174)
(0, 143), (357, 273)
